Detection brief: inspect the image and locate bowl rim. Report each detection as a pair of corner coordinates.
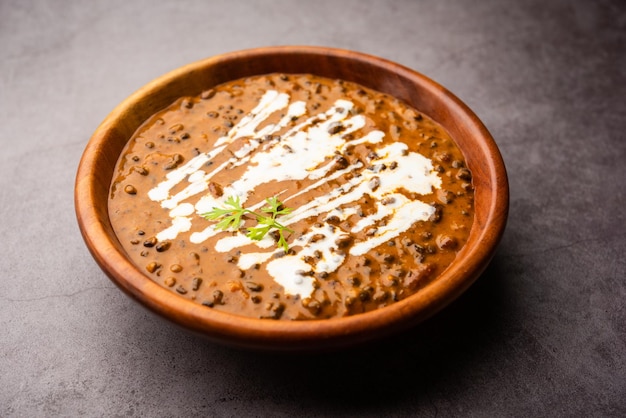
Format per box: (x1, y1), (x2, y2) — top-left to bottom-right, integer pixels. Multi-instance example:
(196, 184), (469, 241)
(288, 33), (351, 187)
(75, 45), (508, 351)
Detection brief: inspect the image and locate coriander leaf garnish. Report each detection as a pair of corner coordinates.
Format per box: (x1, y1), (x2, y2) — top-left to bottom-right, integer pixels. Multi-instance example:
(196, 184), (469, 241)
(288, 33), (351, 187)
(201, 196), (294, 252)
(202, 195), (247, 231)
(262, 196), (293, 217)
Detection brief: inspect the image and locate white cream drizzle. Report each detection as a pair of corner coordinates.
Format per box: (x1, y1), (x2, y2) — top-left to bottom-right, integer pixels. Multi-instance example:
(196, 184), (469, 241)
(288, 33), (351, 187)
(147, 90), (441, 299)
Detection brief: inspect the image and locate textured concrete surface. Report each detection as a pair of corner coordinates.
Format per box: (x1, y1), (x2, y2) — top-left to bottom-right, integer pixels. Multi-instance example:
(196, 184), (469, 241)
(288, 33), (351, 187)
(1, 0), (625, 416)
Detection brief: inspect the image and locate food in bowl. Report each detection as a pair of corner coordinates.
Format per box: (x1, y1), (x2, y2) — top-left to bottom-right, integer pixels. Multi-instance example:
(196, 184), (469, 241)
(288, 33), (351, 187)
(108, 73), (474, 320)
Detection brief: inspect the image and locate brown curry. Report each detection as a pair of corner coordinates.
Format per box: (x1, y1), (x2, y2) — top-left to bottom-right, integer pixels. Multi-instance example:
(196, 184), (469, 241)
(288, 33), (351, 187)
(109, 73), (474, 320)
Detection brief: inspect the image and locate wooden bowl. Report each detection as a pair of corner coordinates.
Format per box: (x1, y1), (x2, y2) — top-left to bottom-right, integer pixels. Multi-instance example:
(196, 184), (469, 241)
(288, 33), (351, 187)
(75, 46), (508, 351)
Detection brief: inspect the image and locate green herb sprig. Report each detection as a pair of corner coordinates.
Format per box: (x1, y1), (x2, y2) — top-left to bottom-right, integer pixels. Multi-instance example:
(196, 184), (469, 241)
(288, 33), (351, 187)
(201, 195), (294, 252)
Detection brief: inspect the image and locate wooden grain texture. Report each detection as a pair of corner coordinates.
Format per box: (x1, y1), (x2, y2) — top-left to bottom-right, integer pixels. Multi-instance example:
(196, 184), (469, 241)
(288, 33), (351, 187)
(75, 46), (509, 351)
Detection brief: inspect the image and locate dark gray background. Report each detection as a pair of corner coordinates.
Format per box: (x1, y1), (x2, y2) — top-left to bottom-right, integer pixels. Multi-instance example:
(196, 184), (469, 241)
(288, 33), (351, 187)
(1, 0), (624, 416)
